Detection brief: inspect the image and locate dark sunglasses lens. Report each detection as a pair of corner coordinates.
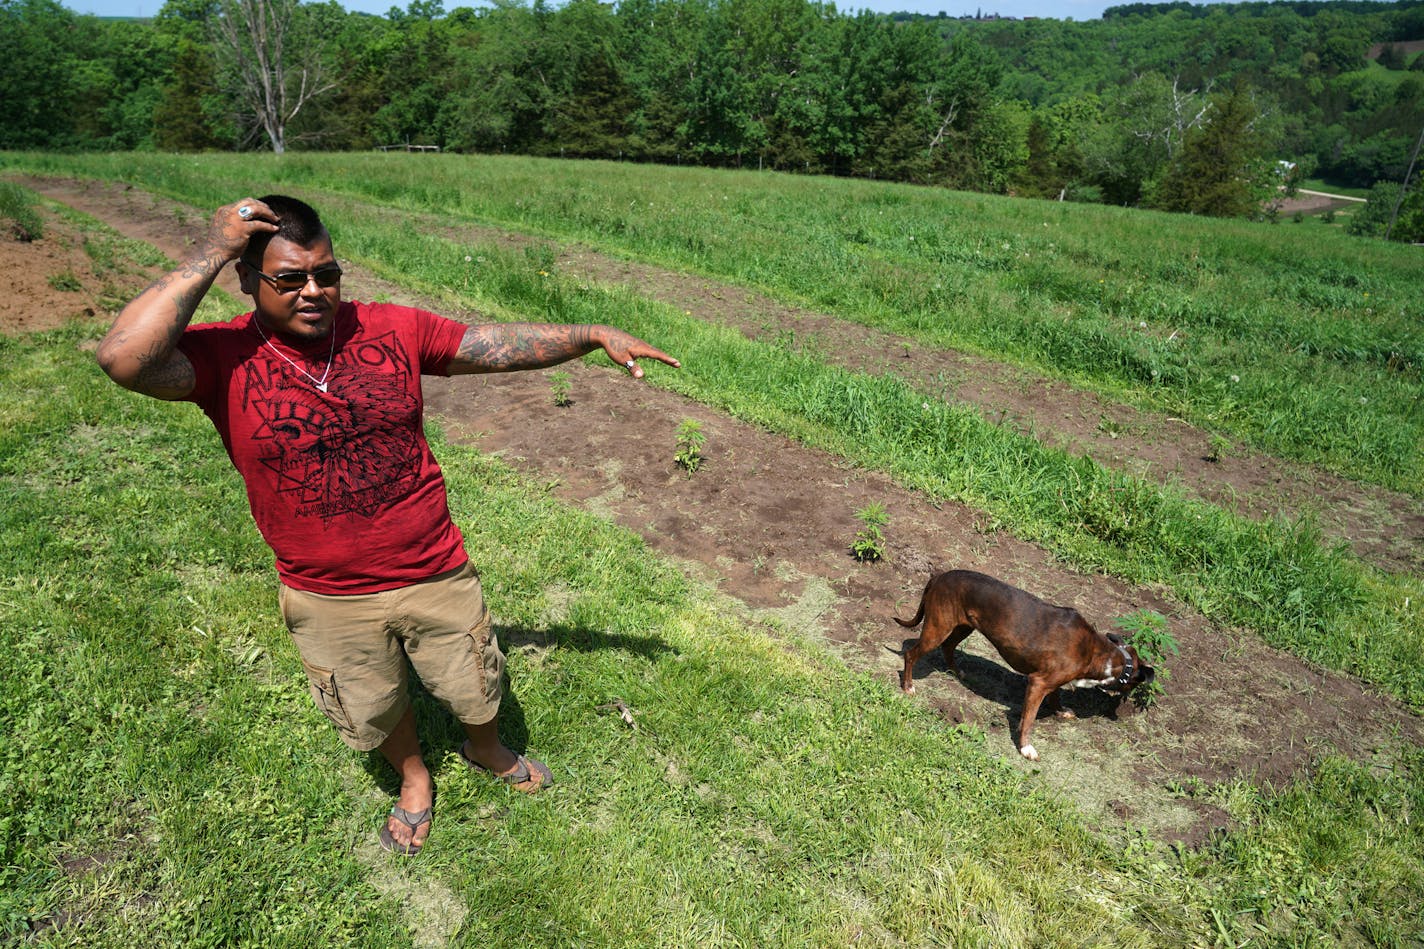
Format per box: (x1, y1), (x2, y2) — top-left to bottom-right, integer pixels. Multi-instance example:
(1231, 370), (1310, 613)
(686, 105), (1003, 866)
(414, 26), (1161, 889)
(272, 268), (341, 290)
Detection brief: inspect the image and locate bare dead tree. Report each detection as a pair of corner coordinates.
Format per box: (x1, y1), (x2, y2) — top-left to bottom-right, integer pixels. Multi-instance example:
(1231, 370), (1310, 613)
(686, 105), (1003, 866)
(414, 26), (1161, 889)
(926, 92), (960, 154)
(212, 0), (336, 154)
(1131, 77), (1214, 160)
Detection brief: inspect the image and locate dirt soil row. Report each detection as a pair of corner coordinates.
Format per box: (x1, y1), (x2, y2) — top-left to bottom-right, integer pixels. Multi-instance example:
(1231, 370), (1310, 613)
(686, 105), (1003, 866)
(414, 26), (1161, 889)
(9, 176), (1421, 847)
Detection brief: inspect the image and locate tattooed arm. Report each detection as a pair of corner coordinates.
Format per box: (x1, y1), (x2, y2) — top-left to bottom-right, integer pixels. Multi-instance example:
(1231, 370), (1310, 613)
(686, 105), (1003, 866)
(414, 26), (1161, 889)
(447, 323), (680, 379)
(97, 198), (279, 400)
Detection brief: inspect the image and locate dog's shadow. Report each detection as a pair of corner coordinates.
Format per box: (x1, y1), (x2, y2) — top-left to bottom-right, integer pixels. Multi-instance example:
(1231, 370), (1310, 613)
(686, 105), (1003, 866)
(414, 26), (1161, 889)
(900, 639), (1124, 728)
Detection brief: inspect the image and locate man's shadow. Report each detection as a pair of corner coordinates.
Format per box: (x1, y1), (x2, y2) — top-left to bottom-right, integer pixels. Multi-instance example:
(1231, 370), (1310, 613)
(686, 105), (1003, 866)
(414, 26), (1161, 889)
(363, 621), (672, 792)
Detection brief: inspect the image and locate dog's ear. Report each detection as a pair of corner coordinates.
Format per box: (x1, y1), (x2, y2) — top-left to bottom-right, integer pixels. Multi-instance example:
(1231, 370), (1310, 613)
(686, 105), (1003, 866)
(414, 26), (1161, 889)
(1107, 632), (1125, 645)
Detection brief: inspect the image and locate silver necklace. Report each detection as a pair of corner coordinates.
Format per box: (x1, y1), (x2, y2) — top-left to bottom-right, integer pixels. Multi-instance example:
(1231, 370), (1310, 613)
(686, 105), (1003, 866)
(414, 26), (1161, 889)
(252, 316), (336, 393)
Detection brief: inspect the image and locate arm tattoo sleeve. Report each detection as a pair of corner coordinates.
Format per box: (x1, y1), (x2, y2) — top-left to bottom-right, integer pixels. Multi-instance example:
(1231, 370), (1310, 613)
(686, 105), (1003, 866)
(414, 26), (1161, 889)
(452, 323), (597, 373)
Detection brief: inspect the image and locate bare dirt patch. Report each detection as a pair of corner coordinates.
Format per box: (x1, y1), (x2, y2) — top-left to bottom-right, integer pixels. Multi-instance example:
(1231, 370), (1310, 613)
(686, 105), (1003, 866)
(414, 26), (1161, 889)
(0, 219), (109, 332)
(12, 175), (1421, 847)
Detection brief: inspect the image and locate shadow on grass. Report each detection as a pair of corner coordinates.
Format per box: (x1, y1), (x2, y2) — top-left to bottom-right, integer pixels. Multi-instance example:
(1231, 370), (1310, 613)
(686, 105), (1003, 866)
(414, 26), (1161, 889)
(361, 620), (672, 794)
(498, 620), (674, 660)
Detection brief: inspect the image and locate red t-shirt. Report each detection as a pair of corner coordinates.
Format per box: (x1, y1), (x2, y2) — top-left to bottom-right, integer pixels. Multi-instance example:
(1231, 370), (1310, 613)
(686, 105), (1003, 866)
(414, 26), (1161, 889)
(179, 301), (469, 594)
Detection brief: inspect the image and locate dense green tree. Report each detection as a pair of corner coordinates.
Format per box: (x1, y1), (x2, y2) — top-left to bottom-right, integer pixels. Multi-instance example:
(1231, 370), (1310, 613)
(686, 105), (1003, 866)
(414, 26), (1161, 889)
(153, 37), (234, 150)
(0, 0), (164, 150)
(1080, 73), (1207, 206)
(533, 0), (636, 158)
(614, 0), (706, 161)
(1347, 179), (1424, 242)
(1, 0), (1419, 222)
(1377, 42), (1408, 70)
(1148, 86), (1274, 217)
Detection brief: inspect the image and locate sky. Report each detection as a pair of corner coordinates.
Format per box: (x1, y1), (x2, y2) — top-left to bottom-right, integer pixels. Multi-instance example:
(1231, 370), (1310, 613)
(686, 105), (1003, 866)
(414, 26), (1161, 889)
(64, 0), (1129, 24)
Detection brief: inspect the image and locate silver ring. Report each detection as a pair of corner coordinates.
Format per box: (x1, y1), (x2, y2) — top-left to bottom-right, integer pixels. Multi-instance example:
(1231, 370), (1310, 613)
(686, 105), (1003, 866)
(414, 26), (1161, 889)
(624, 360), (636, 369)
(238, 205), (252, 219)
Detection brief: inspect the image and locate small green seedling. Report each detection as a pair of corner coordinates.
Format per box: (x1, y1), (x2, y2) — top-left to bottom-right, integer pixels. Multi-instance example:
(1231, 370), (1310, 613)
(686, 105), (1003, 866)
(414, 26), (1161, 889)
(47, 271), (82, 292)
(1112, 609), (1178, 708)
(1205, 433), (1230, 463)
(850, 502), (889, 562)
(674, 419), (706, 474)
(550, 370), (572, 407)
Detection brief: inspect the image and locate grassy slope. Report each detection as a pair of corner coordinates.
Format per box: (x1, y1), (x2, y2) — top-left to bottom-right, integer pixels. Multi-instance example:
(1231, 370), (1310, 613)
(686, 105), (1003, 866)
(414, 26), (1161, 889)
(0, 167), (1420, 946)
(4, 316), (1421, 947)
(4, 154), (1420, 712)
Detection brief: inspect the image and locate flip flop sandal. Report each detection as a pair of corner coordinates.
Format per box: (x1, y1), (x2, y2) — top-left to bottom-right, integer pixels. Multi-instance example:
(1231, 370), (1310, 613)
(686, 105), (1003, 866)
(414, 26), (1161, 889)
(378, 804), (432, 856)
(460, 743), (554, 794)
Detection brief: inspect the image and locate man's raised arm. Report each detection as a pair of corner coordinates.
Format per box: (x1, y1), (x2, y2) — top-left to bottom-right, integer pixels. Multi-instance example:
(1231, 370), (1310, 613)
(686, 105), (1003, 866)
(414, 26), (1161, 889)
(448, 323), (680, 379)
(97, 198), (278, 400)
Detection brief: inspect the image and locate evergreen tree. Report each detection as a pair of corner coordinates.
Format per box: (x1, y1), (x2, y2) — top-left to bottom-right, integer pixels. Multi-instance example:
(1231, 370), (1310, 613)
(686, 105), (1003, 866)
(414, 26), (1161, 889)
(1149, 86), (1273, 218)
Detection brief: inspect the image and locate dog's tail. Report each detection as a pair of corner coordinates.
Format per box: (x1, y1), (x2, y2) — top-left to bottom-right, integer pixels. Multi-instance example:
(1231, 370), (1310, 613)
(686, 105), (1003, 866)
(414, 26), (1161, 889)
(892, 582), (929, 630)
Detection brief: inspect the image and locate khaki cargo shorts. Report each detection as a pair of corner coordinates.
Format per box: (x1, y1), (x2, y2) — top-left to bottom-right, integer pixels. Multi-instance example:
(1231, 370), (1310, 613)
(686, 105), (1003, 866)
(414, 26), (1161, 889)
(278, 561), (505, 751)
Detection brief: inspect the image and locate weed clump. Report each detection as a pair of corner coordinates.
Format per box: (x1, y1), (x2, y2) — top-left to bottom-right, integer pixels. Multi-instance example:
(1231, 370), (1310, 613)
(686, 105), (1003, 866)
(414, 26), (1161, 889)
(0, 181), (43, 242)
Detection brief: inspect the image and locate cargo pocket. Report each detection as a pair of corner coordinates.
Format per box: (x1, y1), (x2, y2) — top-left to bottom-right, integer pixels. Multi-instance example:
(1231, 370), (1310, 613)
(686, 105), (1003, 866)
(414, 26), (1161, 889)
(300, 659), (359, 743)
(468, 610), (505, 704)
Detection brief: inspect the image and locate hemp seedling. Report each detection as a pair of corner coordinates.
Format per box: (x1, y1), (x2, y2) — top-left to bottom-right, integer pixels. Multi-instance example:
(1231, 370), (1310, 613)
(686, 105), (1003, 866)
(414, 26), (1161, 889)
(550, 371), (572, 407)
(1113, 609), (1178, 708)
(674, 419), (706, 474)
(850, 502), (889, 562)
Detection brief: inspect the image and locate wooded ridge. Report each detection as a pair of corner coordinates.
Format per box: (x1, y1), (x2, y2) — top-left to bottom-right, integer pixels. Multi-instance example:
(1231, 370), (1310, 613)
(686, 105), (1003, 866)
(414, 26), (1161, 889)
(2, 0), (1422, 237)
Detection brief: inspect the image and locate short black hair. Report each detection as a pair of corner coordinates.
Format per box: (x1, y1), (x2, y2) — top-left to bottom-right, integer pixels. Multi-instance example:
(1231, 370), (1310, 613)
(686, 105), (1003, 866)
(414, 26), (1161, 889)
(244, 194), (328, 265)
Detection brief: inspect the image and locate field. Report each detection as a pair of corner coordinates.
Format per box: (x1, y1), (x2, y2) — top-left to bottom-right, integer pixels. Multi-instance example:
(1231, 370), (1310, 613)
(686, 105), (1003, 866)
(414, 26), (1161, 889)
(2, 154), (1422, 946)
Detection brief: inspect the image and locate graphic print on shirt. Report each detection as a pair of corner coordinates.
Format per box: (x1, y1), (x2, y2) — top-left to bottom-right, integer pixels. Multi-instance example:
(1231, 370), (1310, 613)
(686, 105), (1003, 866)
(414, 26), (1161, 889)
(240, 329), (421, 521)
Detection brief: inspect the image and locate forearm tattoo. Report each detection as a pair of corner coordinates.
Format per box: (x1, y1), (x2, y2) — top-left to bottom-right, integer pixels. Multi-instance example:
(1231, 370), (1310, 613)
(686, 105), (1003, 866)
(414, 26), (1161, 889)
(102, 252), (221, 396)
(454, 323), (597, 372)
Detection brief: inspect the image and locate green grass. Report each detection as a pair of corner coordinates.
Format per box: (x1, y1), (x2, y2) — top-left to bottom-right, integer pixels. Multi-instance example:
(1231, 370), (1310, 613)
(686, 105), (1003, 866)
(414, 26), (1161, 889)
(6, 152), (1418, 495)
(1, 169), (1422, 946)
(3, 318), (1422, 947)
(0, 178), (44, 240)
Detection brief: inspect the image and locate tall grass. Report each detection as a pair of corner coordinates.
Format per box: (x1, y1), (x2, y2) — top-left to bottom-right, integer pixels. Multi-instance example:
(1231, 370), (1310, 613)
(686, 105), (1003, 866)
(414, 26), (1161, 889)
(0, 178), (43, 240)
(8, 151), (1417, 493)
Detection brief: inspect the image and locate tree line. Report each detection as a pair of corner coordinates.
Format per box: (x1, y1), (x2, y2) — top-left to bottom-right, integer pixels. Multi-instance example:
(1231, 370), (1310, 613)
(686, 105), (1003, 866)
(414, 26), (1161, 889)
(2, 0), (1422, 239)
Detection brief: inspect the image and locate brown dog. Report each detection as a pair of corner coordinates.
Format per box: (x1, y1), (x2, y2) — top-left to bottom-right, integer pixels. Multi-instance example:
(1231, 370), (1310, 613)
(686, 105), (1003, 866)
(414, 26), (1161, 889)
(895, 570), (1153, 761)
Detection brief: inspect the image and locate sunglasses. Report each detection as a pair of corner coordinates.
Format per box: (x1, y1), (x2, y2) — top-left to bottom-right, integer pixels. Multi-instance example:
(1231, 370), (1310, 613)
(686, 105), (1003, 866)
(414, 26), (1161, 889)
(244, 262), (343, 292)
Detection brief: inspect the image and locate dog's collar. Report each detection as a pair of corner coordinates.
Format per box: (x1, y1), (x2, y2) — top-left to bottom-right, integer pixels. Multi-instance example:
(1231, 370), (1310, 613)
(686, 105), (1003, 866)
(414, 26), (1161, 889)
(1114, 645), (1136, 689)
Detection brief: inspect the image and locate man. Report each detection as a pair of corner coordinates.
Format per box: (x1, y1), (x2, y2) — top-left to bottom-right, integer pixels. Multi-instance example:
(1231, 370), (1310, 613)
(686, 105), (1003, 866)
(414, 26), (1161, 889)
(97, 195), (680, 855)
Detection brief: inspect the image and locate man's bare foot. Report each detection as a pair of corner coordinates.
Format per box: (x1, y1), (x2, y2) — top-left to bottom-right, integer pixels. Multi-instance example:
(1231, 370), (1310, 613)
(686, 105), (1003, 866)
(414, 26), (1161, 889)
(458, 719), (553, 793)
(380, 777), (433, 854)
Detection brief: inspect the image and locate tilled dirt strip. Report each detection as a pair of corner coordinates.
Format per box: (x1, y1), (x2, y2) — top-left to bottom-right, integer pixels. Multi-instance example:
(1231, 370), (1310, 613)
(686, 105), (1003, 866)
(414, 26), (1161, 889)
(23, 176), (1423, 846)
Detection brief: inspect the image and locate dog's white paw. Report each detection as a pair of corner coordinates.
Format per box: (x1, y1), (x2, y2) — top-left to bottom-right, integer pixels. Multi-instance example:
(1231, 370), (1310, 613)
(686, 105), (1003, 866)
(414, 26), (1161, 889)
(1055, 709), (1076, 720)
(1020, 744), (1039, 761)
